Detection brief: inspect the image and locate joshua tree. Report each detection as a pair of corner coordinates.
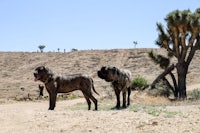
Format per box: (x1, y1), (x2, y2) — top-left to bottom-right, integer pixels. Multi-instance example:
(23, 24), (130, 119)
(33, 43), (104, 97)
(38, 45), (45, 53)
(133, 41), (138, 48)
(151, 8), (200, 99)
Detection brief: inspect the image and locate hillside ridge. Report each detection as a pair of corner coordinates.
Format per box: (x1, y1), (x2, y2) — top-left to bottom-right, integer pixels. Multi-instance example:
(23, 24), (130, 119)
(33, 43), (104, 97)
(1, 48), (200, 100)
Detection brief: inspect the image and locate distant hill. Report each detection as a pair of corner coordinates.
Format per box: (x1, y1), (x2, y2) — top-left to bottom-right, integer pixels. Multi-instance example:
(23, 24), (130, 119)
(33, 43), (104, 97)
(1, 48), (200, 100)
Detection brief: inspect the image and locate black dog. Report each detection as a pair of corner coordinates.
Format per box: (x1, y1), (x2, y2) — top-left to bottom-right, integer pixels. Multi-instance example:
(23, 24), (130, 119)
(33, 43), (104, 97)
(98, 66), (131, 109)
(34, 66), (99, 110)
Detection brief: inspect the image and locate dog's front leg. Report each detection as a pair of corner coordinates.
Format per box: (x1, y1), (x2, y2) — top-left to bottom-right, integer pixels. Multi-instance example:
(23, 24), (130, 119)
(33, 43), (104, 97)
(114, 89), (120, 109)
(49, 91), (57, 110)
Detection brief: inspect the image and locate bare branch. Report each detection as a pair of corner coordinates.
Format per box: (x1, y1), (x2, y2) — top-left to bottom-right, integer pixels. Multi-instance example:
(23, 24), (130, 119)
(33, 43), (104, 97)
(170, 26), (180, 59)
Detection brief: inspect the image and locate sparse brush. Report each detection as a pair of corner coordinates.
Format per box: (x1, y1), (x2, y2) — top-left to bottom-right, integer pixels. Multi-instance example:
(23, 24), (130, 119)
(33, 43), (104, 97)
(189, 89), (200, 100)
(131, 77), (148, 90)
(148, 80), (171, 97)
(130, 104), (179, 117)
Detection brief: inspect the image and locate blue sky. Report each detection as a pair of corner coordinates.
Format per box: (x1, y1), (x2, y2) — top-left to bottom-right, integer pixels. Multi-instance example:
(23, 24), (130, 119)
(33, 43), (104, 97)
(0, 0), (199, 52)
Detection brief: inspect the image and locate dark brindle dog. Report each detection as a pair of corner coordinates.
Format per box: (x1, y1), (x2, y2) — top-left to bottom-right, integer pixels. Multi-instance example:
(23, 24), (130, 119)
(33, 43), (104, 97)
(34, 66), (99, 110)
(97, 66), (131, 109)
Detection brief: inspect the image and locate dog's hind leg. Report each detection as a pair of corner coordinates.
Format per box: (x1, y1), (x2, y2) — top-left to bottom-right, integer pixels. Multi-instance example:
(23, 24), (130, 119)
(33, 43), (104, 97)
(83, 91), (98, 110)
(89, 95), (98, 111)
(122, 91), (127, 108)
(82, 92), (91, 110)
(127, 87), (131, 106)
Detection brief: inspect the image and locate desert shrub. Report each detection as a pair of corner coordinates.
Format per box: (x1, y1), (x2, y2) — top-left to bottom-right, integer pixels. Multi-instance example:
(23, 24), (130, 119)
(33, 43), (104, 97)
(148, 80), (171, 97)
(147, 108), (162, 116)
(71, 48), (78, 52)
(131, 77), (148, 90)
(147, 108), (179, 117)
(190, 89), (200, 100)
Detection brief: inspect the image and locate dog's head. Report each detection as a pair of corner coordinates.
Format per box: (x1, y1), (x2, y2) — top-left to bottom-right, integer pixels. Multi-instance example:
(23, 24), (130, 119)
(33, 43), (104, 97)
(34, 66), (50, 83)
(97, 66), (119, 82)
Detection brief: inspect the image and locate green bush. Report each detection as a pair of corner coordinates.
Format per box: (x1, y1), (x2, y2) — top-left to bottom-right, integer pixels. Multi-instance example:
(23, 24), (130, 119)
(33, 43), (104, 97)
(131, 77), (148, 90)
(190, 89), (200, 100)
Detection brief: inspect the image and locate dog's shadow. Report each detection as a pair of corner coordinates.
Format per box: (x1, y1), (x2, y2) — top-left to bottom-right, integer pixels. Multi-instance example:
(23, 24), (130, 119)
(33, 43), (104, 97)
(110, 106), (128, 110)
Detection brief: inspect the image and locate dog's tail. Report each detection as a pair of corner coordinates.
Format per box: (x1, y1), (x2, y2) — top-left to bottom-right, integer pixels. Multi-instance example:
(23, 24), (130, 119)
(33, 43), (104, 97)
(91, 78), (99, 95)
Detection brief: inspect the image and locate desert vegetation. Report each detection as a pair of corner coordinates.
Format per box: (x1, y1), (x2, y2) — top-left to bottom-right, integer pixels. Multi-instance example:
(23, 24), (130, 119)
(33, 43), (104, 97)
(131, 76), (149, 90)
(149, 8), (200, 99)
(38, 45), (46, 53)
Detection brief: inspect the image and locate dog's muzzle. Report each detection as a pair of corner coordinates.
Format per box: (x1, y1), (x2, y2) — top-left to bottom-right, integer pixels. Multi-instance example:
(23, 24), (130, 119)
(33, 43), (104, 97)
(34, 72), (40, 81)
(97, 71), (105, 79)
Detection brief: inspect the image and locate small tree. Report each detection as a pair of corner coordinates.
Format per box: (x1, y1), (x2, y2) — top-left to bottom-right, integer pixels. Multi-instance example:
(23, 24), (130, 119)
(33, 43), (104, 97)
(133, 41), (138, 48)
(71, 48), (78, 52)
(38, 45), (45, 53)
(151, 8), (200, 99)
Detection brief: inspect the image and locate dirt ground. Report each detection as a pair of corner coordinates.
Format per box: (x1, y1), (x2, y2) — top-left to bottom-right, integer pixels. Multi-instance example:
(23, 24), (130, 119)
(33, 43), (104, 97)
(1, 49), (200, 133)
(1, 97), (200, 133)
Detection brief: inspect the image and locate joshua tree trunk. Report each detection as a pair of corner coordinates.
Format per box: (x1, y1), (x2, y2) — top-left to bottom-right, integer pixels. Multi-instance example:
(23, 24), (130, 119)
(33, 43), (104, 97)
(176, 62), (188, 99)
(169, 72), (178, 97)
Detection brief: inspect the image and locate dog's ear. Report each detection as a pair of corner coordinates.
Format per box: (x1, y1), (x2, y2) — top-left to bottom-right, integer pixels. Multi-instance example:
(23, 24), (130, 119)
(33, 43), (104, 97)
(40, 66), (46, 70)
(40, 66), (50, 72)
(101, 66), (106, 71)
(116, 68), (120, 76)
(102, 66), (109, 74)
